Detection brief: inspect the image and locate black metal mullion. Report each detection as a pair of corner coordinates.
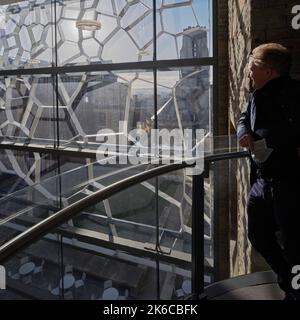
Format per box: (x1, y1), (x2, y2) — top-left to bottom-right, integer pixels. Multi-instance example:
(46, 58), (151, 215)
(152, 0), (161, 301)
(0, 58), (215, 77)
(53, 0), (60, 148)
(212, 0), (220, 284)
(54, 0), (64, 300)
(191, 172), (205, 299)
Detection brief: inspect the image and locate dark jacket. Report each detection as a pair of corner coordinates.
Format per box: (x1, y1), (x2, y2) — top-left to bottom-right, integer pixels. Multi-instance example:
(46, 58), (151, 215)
(237, 76), (300, 181)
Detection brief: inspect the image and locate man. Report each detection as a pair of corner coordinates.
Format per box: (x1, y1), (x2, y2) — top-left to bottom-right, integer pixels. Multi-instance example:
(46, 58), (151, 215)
(237, 43), (300, 299)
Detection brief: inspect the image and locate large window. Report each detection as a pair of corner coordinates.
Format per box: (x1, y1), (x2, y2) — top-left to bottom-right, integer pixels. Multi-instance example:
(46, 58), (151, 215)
(0, 0), (213, 146)
(0, 0), (215, 300)
(0, 0), (212, 68)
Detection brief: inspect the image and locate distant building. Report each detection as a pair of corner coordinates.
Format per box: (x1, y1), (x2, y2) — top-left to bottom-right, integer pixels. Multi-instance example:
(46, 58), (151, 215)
(180, 26), (209, 60)
(158, 26), (211, 133)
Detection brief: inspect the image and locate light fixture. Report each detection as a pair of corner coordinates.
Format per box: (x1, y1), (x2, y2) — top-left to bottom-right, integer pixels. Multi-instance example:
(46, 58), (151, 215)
(76, 19), (101, 31)
(136, 49), (150, 56)
(28, 58), (40, 64)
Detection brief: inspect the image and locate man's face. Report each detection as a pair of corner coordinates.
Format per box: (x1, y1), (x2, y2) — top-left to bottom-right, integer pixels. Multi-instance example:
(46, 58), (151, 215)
(248, 58), (272, 90)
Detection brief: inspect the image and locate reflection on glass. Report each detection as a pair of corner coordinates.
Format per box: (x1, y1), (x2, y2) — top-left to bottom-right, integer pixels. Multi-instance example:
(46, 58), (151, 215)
(0, 0), (54, 69)
(56, 70), (154, 148)
(0, 0), (212, 68)
(157, 66), (212, 134)
(157, 0), (212, 59)
(0, 75), (55, 144)
(3, 237), (61, 300)
(0, 0), (216, 301)
(58, 0), (153, 65)
(0, 150), (59, 200)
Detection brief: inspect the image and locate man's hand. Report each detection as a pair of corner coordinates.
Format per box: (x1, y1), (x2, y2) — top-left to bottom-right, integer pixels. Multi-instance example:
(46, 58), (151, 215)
(239, 134), (254, 151)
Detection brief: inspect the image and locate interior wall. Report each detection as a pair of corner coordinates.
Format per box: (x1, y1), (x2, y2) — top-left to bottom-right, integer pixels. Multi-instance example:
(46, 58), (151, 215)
(228, 0), (252, 277)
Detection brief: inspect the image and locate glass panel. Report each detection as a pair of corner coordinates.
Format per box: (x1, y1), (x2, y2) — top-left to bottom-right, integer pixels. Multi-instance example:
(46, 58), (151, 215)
(2, 235), (62, 300)
(58, 246), (157, 300)
(0, 0), (54, 70)
(57, 0), (153, 65)
(159, 261), (191, 300)
(0, 75), (55, 145)
(207, 156), (249, 286)
(0, 0), (216, 301)
(157, 66), (213, 135)
(0, 150), (61, 199)
(156, 0), (212, 60)
(204, 135), (241, 155)
(157, 172), (190, 251)
(0, 165), (196, 300)
(0, 155), (152, 246)
(57, 70), (154, 148)
(65, 168), (193, 300)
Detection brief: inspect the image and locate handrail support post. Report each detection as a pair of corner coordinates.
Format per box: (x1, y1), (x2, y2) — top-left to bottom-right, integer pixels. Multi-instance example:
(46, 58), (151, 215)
(191, 171), (205, 300)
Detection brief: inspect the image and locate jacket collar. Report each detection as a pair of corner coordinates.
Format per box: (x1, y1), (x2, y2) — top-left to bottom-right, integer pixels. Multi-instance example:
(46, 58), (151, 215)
(253, 76), (291, 99)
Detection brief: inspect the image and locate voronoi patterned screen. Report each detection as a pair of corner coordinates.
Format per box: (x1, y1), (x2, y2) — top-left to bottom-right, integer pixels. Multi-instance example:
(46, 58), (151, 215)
(0, 1), (214, 296)
(0, 0), (212, 146)
(0, 0), (211, 67)
(0, 1), (212, 216)
(0, 1), (54, 69)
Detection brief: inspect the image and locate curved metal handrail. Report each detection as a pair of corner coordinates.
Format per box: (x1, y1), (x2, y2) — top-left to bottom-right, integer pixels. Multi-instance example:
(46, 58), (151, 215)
(0, 151), (249, 263)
